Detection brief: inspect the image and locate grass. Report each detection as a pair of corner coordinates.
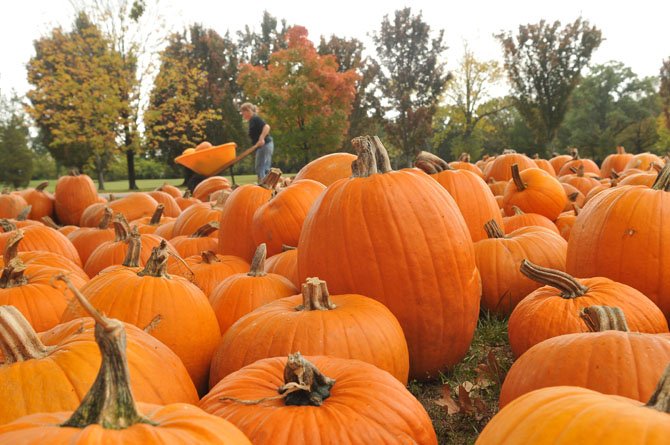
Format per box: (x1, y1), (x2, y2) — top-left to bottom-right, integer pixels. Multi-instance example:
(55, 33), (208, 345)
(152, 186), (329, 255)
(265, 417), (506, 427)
(28, 174), (262, 193)
(408, 310), (514, 444)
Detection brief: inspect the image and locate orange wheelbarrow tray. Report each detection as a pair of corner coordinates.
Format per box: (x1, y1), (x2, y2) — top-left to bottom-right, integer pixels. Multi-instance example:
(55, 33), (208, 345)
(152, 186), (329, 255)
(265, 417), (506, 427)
(175, 142), (237, 176)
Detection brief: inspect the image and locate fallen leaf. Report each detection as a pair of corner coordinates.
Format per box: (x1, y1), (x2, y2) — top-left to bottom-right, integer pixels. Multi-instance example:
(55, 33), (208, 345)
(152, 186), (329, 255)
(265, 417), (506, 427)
(434, 384), (460, 415)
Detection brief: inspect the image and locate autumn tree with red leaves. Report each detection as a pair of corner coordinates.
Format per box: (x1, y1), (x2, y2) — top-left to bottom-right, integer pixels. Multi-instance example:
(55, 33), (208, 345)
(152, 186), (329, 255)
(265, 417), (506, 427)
(238, 26), (359, 167)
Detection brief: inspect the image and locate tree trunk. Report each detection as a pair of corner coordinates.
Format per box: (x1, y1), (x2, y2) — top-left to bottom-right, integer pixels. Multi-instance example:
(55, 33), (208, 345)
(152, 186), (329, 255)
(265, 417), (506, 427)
(95, 153), (106, 191)
(126, 149), (138, 190)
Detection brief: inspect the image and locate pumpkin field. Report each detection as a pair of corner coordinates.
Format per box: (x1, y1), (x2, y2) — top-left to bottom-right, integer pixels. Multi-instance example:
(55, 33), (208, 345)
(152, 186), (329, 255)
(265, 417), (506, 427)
(1, 135), (670, 444)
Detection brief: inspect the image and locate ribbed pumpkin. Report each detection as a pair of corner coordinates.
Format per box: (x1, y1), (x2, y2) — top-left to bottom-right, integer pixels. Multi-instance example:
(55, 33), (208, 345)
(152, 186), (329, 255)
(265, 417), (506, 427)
(0, 299), (250, 444)
(474, 221), (567, 316)
(449, 153), (486, 178)
(293, 152), (356, 186)
(477, 363), (670, 444)
(67, 207), (115, 266)
(209, 244), (297, 334)
(264, 247), (299, 288)
(567, 165), (670, 319)
(559, 165), (601, 196)
(193, 176), (231, 202)
(145, 190), (181, 217)
(62, 241), (220, 395)
(130, 204), (175, 234)
(218, 169), (281, 261)
(503, 164), (567, 220)
(557, 149), (600, 177)
(484, 152), (536, 182)
(0, 190), (29, 219)
(175, 189), (199, 210)
(508, 260), (668, 357)
(618, 169), (658, 187)
(298, 136), (481, 380)
(554, 205), (579, 241)
(251, 179), (326, 257)
(53, 171), (101, 225)
(532, 155), (557, 176)
(502, 206), (559, 234)
(209, 277), (409, 387)
(0, 222), (81, 267)
(167, 251), (249, 298)
(80, 192), (159, 227)
(501, 306), (670, 408)
(155, 182), (182, 198)
(200, 354), (437, 445)
(171, 197), (224, 239)
(169, 221), (219, 259)
(0, 303), (198, 424)
(487, 178), (508, 197)
(624, 152), (665, 172)
(18, 182), (54, 220)
(561, 182), (585, 211)
(41, 216), (78, 236)
(600, 146), (634, 178)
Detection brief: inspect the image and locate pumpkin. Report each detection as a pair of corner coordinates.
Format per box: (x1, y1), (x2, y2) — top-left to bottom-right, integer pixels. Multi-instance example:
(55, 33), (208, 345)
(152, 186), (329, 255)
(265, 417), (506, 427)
(293, 152), (356, 186)
(559, 165), (601, 196)
(53, 171), (101, 225)
(67, 207), (115, 266)
(600, 146), (633, 178)
(155, 182), (182, 198)
(209, 277), (409, 387)
(618, 169), (658, 187)
(264, 246), (299, 288)
(131, 204), (174, 234)
(218, 169), (282, 261)
(175, 189), (199, 210)
(554, 205), (579, 241)
(169, 221), (219, 259)
(532, 155), (557, 176)
(200, 353), (437, 445)
(501, 306), (670, 408)
(192, 176), (231, 202)
(449, 152), (486, 178)
(80, 192), (159, 227)
(251, 179), (326, 257)
(209, 244), (297, 334)
(41, 216), (78, 236)
(503, 164), (567, 220)
(0, 296), (250, 444)
(549, 152), (573, 175)
(624, 152), (665, 172)
(484, 152), (536, 182)
(298, 136), (481, 380)
(474, 221), (567, 316)
(487, 178), (508, 197)
(167, 251), (249, 298)
(478, 363), (670, 444)
(561, 182), (585, 211)
(171, 197), (224, 239)
(557, 149), (600, 177)
(0, 222), (81, 267)
(508, 260), (668, 357)
(567, 165), (670, 319)
(502, 206), (559, 234)
(145, 190), (182, 217)
(63, 241), (220, 395)
(18, 181), (54, 220)
(0, 190), (29, 219)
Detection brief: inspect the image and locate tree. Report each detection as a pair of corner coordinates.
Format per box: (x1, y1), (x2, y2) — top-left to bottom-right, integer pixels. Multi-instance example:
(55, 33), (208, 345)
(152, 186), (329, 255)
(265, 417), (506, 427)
(143, 32), (220, 170)
(238, 26), (358, 168)
(435, 44), (510, 159)
(496, 17), (602, 153)
(557, 62), (660, 159)
(0, 96), (33, 188)
(237, 11), (289, 67)
(72, 0), (168, 190)
(26, 12), (129, 190)
(318, 35), (384, 146)
(661, 57), (670, 131)
(372, 7), (450, 166)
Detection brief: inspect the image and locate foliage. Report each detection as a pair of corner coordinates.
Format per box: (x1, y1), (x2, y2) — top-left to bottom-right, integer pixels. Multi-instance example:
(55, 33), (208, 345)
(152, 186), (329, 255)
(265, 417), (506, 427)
(557, 62), (661, 160)
(25, 12), (130, 189)
(434, 45), (510, 160)
(237, 11), (289, 67)
(143, 31), (220, 168)
(318, 35), (385, 147)
(0, 99), (33, 188)
(238, 26), (359, 168)
(373, 7), (450, 166)
(661, 57), (670, 131)
(105, 154), (169, 180)
(497, 17), (603, 153)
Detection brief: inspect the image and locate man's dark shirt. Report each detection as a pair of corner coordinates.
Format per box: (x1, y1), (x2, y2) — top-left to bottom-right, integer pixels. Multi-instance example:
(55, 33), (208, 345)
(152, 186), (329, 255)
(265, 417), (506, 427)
(248, 115), (272, 145)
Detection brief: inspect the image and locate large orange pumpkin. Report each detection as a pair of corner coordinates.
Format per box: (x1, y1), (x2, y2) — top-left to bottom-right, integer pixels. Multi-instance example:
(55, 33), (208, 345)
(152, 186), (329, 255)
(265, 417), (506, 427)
(18, 181), (54, 220)
(200, 354), (437, 445)
(167, 251), (249, 297)
(209, 277), (409, 387)
(80, 192), (159, 227)
(298, 136), (481, 380)
(264, 247), (299, 288)
(600, 145), (633, 178)
(293, 152), (356, 186)
(484, 152), (536, 182)
(192, 176), (231, 201)
(67, 207), (115, 266)
(0, 222), (82, 267)
(0, 190), (29, 219)
(503, 164), (567, 220)
(53, 171), (101, 225)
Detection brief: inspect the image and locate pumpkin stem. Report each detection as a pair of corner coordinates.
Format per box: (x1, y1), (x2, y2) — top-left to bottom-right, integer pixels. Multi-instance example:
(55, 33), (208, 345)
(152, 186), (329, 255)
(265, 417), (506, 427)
(458, 152), (470, 162)
(646, 363), (670, 413)
(211, 191), (229, 210)
(0, 257), (28, 288)
(137, 241), (170, 278)
(278, 352), (336, 406)
(98, 207), (114, 230)
(112, 214), (130, 242)
(121, 228), (142, 268)
(260, 168), (282, 190)
(652, 164), (670, 192)
(610, 169), (620, 180)
(55, 276), (154, 429)
(145, 204), (163, 226)
(3, 230), (23, 264)
(511, 206), (525, 215)
(190, 221), (219, 238)
(510, 164), (526, 191)
(200, 250), (220, 264)
(616, 146), (626, 155)
(484, 220), (505, 239)
(351, 135), (392, 177)
(36, 181), (49, 192)
(0, 219), (17, 232)
(282, 244), (297, 252)
(17, 206), (31, 221)
(248, 243), (267, 277)
(182, 189), (192, 199)
(414, 151), (451, 174)
(520, 259), (589, 299)
(579, 306), (630, 332)
(41, 216), (61, 229)
(570, 147), (580, 160)
(572, 203), (581, 216)
(0, 305), (53, 363)
(296, 277), (336, 311)
(568, 192), (579, 202)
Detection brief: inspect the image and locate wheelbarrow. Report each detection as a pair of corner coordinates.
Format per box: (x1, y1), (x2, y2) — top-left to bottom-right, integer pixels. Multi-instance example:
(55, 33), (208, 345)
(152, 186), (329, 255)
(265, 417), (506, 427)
(175, 142), (260, 188)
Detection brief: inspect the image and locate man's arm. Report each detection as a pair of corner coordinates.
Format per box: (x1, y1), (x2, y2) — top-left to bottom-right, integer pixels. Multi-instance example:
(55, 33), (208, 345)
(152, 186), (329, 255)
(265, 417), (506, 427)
(255, 124), (271, 148)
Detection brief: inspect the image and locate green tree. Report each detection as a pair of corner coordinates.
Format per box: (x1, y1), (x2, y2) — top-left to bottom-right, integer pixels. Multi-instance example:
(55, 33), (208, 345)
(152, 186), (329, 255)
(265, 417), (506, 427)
(661, 57), (670, 131)
(0, 96), (33, 188)
(237, 11), (289, 67)
(435, 45), (510, 159)
(26, 12), (129, 190)
(557, 62), (660, 159)
(318, 35), (384, 146)
(373, 7), (450, 166)
(143, 32), (219, 171)
(496, 17), (602, 153)
(238, 26), (359, 169)
(479, 105), (535, 156)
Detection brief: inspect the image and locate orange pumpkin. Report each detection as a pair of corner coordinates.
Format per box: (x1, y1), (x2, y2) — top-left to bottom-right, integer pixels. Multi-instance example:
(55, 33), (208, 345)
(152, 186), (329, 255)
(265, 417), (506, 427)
(167, 251), (249, 298)
(624, 152), (665, 172)
(155, 182), (182, 198)
(502, 206), (560, 234)
(18, 182), (54, 220)
(0, 222), (81, 267)
(484, 152), (536, 182)
(145, 190), (182, 217)
(503, 164), (567, 220)
(169, 221), (219, 259)
(53, 171), (101, 225)
(193, 176), (231, 201)
(0, 190), (29, 219)
(66, 207), (115, 266)
(171, 198), (224, 239)
(80, 192), (159, 227)
(600, 146), (633, 178)
(264, 247), (299, 288)
(293, 152), (356, 186)
(557, 149), (600, 177)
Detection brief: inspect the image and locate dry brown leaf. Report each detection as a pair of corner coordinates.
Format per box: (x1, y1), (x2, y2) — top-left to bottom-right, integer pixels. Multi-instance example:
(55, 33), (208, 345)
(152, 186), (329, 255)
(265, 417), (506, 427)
(434, 384), (460, 415)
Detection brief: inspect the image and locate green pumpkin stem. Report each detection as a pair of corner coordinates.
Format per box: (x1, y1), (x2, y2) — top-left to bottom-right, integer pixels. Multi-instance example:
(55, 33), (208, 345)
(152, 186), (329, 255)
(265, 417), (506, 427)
(579, 306), (629, 332)
(248, 243), (267, 277)
(520, 259), (589, 299)
(55, 275), (155, 429)
(137, 241), (170, 278)
(0, 305), (53, 363)
(278, 352), (336, 407)
(296, 277), (336, 311)
(484, 220), (505, 239)
(646, 363), (670, 413)
(260, 168), (283, 190)
(351, 135), (393, 177)
(190, 221), (219, 238)
(652, 164), (670, 192)
(0, 258), (28, 288)
(511, 164), (526, 191)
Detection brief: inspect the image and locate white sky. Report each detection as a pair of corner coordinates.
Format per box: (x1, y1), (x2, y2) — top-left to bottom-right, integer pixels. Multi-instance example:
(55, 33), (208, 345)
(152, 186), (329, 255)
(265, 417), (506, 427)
(1, 0), (669, 99)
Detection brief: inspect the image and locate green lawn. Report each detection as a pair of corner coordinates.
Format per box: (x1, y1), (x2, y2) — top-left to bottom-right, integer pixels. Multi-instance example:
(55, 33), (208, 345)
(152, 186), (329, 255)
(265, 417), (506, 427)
(28, 174), (262, 193)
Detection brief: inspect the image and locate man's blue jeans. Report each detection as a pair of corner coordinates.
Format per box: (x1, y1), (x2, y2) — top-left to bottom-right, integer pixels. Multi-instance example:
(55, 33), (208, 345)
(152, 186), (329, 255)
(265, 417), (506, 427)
(255, 140), (274, 180)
